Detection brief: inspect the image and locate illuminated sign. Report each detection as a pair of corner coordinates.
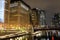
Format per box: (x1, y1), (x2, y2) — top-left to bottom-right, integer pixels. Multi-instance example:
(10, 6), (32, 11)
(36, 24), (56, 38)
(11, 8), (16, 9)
(0, 0), (5, 23)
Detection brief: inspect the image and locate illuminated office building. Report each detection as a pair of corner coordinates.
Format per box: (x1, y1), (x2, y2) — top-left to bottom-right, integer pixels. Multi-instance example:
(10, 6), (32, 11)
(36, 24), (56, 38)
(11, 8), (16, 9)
(31, 8), (46, 29)
(52, 13), (60, 28)
(4, 0), (31, 31)
(31, 9), (39, 28)
(39, 10), (46, 28)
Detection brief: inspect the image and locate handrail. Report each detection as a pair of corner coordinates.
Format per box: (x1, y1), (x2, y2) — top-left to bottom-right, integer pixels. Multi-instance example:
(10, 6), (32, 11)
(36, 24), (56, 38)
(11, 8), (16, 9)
(0, 30), (60, 40)
(0, 32), (29, 40)
(34, 28), (60, 30)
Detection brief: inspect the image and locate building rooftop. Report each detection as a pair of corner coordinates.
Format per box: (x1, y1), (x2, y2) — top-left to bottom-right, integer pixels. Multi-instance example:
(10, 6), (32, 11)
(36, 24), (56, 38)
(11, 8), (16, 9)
(10, 0), (31, 9)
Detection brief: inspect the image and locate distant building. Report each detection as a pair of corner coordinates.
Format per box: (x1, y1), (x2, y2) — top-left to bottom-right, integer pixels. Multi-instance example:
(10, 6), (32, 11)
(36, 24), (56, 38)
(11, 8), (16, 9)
(31, 9), (38, 27)
(31, 8), (46, 29)
(39, 10), (46, 28)
(52, 13), (60, 28)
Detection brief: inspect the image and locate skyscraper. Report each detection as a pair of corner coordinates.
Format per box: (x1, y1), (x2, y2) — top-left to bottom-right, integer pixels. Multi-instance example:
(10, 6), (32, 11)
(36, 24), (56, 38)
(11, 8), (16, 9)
(39, 10), (46, 28)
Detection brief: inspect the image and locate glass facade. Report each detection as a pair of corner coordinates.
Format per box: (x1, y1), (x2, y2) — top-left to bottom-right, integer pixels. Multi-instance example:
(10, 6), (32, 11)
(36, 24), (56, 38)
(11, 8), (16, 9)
(39, 10), (46, 28)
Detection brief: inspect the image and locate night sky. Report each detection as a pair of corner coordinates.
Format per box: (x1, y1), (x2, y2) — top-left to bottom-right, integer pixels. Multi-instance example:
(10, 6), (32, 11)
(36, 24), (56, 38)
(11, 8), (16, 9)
(23, 0), (60, 26)
(12, 0), (60, 26)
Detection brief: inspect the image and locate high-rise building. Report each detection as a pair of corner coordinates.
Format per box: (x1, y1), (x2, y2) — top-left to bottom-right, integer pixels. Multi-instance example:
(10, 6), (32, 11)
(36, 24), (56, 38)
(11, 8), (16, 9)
(10, 1), (31, 30)
(4, 0), (31, 31)
(52, 13), (60, 28)
(31, 8), (46, 29)
(31, 9), (38, 27)
(39, 10), (46, 28)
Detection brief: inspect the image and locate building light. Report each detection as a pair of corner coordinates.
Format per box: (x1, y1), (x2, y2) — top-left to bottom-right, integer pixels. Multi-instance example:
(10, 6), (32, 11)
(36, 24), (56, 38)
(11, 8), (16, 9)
(4, 9), (10, 12)
(10, 2), (18, 7)
(32, 14), (34, 16)
(20, 3), (29, 11)
(11, 10), (16, 12)
(13, 15), (22, 16)
(10, 24), (13, 27)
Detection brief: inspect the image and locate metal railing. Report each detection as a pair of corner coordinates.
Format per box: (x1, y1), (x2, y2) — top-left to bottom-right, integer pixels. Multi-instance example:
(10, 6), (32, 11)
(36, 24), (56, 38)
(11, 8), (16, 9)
(0, 32), (29, 40)
(0, 30), (60, 40)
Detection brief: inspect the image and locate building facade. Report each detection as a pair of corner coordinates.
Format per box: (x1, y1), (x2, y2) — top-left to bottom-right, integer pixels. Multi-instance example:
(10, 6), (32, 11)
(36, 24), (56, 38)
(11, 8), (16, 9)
(31, 9), (39, 28)
(31, 8), (46, 29)
(4, 0), (31, 31)
(39, 10), (46, 28)
(4, 0), (10, 29)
